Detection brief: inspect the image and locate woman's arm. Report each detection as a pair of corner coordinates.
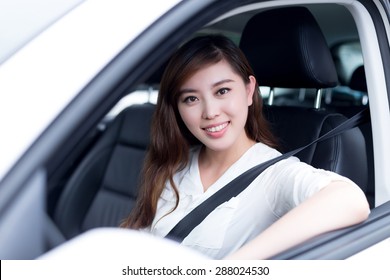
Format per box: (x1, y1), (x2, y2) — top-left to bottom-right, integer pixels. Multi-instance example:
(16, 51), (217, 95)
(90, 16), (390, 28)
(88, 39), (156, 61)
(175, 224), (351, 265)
(225, 181), (370, 260)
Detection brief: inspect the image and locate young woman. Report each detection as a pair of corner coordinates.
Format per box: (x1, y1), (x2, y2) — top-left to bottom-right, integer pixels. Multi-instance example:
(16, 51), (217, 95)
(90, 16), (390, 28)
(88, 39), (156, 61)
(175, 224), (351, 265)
(121, 35), (370, 259)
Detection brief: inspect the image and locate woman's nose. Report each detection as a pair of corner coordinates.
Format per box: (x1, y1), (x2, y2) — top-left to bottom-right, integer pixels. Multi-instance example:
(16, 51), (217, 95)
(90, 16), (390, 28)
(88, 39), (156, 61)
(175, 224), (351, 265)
(202, 99), (220, 120)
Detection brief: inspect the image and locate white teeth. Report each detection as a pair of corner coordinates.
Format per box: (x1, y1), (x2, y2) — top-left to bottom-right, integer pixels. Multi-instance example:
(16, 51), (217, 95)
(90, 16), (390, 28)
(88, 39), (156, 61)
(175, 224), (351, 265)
(205, 123), (228, 132)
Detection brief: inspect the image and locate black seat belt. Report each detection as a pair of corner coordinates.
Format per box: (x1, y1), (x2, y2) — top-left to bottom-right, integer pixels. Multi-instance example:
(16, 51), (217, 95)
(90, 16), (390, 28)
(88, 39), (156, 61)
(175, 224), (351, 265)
(165, 108), (370, 242)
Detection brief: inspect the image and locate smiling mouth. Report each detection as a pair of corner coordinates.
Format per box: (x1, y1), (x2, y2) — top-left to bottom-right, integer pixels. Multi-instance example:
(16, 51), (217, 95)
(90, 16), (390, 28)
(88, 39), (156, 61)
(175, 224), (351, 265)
(204, 122), (229, 133)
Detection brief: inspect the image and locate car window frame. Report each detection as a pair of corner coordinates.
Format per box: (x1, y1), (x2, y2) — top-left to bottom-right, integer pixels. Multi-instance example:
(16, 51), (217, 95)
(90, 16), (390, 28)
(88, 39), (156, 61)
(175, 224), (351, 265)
(53, 0), (390, 259)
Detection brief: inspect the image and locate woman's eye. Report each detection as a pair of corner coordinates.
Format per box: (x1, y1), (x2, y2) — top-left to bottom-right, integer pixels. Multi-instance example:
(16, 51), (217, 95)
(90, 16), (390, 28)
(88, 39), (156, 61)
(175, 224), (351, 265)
(217, 88), (230, 95)
(183, 96), (198, 103)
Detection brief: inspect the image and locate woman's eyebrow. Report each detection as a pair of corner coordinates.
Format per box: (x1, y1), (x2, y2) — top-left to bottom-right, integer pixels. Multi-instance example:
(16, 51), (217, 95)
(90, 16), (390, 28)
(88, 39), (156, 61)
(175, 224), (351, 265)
(212, 79), (235, 88)
(179, 79), (235, 95)
(178, 88), (197, 95)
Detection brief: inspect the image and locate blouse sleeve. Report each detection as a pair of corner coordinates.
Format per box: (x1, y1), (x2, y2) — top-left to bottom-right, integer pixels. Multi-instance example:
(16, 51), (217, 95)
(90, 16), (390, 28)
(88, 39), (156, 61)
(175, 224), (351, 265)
(264, 156), (358, 218)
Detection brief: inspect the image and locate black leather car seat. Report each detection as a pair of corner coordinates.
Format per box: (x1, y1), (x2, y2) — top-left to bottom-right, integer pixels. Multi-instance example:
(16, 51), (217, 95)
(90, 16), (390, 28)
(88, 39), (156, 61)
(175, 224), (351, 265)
(53, 103), (155, 239)
(239, 7), (368, 192)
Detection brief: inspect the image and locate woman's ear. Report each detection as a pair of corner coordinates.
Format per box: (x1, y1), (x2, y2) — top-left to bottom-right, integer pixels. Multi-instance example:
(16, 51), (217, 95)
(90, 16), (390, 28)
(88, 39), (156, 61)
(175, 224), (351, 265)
(246, 75), (257, 106)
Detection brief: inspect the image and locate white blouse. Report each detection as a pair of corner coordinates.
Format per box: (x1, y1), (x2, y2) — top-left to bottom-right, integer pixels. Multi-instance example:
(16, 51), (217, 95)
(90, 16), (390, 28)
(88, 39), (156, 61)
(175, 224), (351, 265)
(148, 143), (357, 259)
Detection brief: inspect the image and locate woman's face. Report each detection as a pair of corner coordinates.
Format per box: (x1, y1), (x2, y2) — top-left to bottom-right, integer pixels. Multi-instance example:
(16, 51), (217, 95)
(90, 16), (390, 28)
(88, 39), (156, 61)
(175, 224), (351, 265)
(177, 59), (256, 153)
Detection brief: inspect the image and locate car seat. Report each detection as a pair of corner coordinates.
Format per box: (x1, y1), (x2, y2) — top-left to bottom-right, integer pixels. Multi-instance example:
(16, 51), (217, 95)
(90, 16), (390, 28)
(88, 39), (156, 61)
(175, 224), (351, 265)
(53, 103), (155, 239)
(239, 7), (368, 193)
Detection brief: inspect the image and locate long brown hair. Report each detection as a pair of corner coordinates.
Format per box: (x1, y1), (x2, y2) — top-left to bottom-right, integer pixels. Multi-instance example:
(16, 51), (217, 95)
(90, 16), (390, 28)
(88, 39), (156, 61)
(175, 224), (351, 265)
(121, 35), (278, 229)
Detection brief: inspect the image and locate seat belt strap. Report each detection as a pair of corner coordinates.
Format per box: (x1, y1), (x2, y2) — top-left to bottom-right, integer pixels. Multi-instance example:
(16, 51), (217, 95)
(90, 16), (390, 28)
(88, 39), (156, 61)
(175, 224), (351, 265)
(165, 108), (369, 242)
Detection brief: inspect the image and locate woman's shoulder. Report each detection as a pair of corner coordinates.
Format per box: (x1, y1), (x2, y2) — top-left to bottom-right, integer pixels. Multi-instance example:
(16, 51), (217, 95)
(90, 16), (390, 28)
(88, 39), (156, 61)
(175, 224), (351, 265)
(249, 142), (282, 161)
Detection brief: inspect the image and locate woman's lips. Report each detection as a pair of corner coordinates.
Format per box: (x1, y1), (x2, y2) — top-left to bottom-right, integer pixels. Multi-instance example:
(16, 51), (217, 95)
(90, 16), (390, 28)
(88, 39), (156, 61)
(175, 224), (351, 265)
(203, 121), (230, 138)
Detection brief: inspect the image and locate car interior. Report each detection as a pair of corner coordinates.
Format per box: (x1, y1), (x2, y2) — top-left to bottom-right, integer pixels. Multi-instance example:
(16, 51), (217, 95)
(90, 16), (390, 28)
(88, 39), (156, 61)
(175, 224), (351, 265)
(45, 3), (374, 254)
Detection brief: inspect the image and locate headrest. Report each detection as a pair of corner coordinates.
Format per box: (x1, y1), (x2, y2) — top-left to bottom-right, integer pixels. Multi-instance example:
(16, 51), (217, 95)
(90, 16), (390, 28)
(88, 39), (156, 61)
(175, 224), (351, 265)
(119, 103), (155, 149)
(349, 65), (367, 92)
(239, 7), (338, 88)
